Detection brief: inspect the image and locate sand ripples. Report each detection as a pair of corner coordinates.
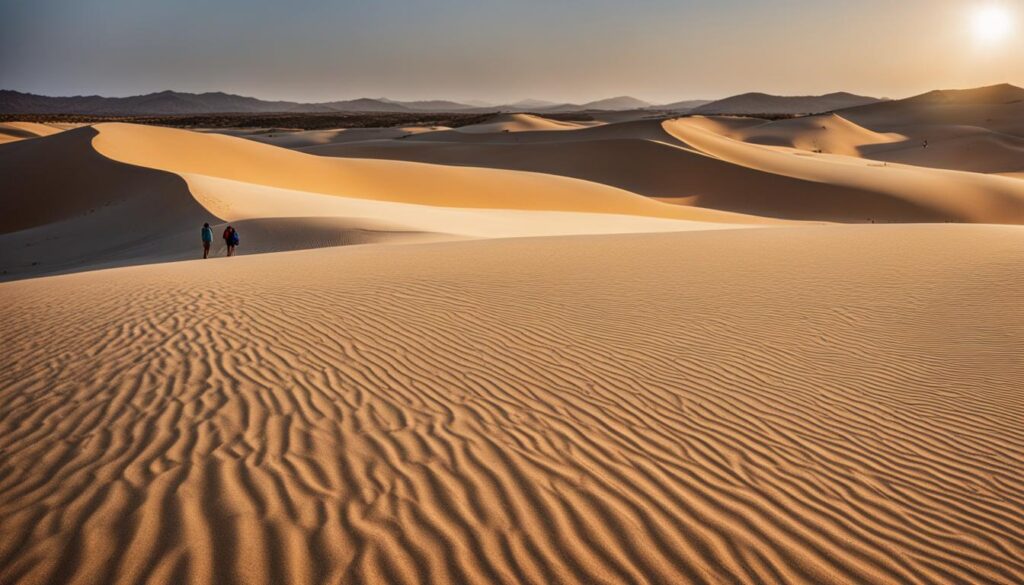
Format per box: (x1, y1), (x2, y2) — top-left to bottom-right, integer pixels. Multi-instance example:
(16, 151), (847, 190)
(1, 225), (1023, 584)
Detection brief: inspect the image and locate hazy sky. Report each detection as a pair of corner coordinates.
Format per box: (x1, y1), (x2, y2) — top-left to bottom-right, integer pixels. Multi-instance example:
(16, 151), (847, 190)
(1, 0), (1022, 103)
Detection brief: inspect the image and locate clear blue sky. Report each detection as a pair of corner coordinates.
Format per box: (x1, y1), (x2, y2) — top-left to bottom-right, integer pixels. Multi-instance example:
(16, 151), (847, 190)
(1, 0), (1021, 103)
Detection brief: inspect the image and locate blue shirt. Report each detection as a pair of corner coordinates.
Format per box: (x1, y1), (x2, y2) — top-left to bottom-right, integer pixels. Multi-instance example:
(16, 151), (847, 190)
(201, 226), (213, 242)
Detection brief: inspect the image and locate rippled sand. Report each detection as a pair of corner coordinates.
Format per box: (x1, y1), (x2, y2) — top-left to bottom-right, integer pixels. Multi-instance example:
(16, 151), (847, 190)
(2, 225), (1022, 584)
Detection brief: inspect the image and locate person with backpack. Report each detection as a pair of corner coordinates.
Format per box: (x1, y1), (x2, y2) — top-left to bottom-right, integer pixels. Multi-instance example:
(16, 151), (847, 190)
(201, 222), (213, 259)
(223, 225), (239, 257)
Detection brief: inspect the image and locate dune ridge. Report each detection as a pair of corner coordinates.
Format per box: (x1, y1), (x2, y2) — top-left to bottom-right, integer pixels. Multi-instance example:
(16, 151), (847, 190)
(2, 122), (772, 280)
(1, 225), (1023, 585)
(840, 84), (1024, 138)
(90, 122), (749, 222)
(304, 114), (1024, 223)
(206, 126), (450, 149)
(453, 113), (588, 133)
(0, 121), (67, 144)
(662, 117), (1024, 223)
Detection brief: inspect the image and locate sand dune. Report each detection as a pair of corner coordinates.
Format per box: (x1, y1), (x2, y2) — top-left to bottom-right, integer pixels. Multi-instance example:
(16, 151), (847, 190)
(704, 114), (903, 157)
(454, 113), (587, 133)
(659, 113), (1024, 176)
(2, 224), (1023, 585)
(857, 127), (1024, 174)
(355, 117), (677, 145)
(91, 122), (754, 223)
(677, 114), (1024, 174)
(184, 174), (734, 240)
(305, 114), (1024, 223)
(0, 126), (432, 279)
(207, 126), (449, 149)
(0, 126), (218, 278)
(4, 85), (1024, 585)
(466, 117), (664, 141)
(309, 135), (918, 221)
(664, 117), (1024, 223)
(2, 122), (763, 279)
(0, 121), (66, 144)
(841, 83), (1024, 138)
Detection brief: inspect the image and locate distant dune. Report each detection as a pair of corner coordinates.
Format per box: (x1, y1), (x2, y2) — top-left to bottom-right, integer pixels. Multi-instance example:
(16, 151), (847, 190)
(303, 111), (1024, 223)
(840, 83), (1024, 138)
(0, 121), (69, 144)
(208, 126), (450, 149)
(451, 113), (589, 133)
(692, 91), (883, 115)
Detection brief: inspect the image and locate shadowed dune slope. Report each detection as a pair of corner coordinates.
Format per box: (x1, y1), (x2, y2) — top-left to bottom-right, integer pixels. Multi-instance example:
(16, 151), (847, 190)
(2, 123), (764, 280)
(454, 113), (586, 133)
(1, 225), (1023, 585)
(0, 128), (446, 280)
(682, 114), (1024, 174)
(181, 174), (737, 241)
(858, 128), (1024, 174)
(709, 114), (904, 156)
(0, 126), (219, 278)
(308, 137), (934, 222)
(0, 121), (66, 144)
(207, 126), (449, 149)
(392, 118), (679, 145)
(0, 126), (201, 234)
(306, 114), (1024, 223)
(664, 118), (1024, 224)
(840, 84), (1024, 138)
(91, 122), (747, 223)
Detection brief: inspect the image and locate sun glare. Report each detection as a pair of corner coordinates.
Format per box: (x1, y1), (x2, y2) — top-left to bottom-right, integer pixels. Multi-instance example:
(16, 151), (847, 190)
(971, 4), (1014, 43)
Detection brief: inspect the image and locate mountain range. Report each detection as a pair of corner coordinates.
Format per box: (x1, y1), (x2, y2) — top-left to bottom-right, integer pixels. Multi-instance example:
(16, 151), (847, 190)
(0, 88), (886, 116)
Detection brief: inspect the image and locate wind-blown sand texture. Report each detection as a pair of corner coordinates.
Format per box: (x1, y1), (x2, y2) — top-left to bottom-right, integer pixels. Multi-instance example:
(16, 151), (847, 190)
(2, 225), (1023, 585)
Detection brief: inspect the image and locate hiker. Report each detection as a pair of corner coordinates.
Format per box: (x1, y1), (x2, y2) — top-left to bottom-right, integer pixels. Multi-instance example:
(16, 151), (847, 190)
(223, 225), (239, 257)
(201, 222), (213, 259)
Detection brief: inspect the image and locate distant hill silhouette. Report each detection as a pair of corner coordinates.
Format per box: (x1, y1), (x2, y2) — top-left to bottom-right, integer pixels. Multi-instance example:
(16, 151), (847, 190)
(652, 99), (713, 112)
(0, 90), (483, 115)
(899, 83), (1024, 105)
(836, 83), (1024, 137)
(539, 96), (653, 113)
(692, 92), (883, 115)
(4, 88), (942, 117)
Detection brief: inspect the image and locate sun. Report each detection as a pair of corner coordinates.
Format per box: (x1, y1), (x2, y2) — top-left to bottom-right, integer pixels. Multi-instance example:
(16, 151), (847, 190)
(971, 4), (1014, 43)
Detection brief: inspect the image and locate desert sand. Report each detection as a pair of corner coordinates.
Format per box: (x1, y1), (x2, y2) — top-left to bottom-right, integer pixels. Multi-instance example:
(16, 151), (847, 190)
(303, 110), (1024, 223)
(2, 225), (1023, 585)
(0, 121), (68, 144)
(2, 91), (1024, 584)
(0, 122), (767, 280)
(206, 126), (451, 149)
